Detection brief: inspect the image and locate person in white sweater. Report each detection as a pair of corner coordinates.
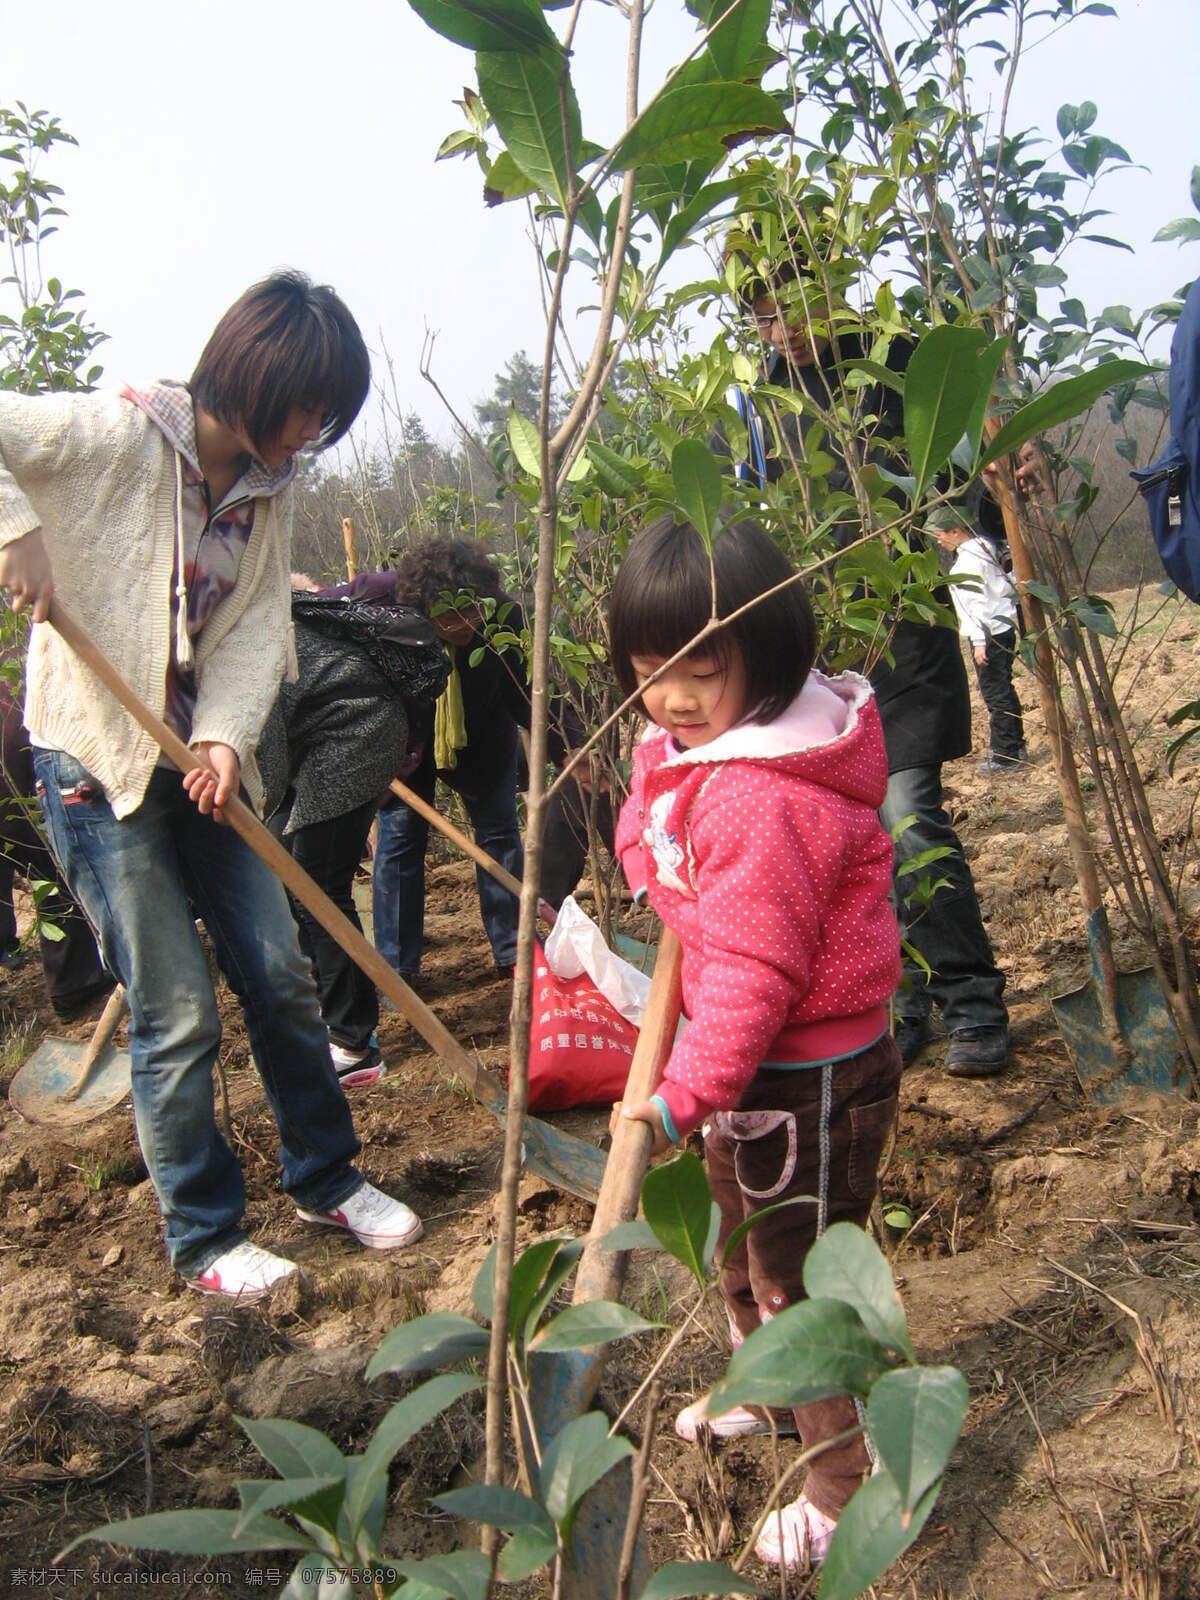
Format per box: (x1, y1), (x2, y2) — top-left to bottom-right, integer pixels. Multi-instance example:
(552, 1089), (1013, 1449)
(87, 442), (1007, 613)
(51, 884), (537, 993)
(0, 272), (426, 1300)
(934, 521), (1027, 774)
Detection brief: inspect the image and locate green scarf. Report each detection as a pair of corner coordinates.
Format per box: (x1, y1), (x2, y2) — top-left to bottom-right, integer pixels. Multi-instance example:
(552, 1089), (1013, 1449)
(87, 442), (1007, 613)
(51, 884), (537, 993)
(434, 647), (468, 770)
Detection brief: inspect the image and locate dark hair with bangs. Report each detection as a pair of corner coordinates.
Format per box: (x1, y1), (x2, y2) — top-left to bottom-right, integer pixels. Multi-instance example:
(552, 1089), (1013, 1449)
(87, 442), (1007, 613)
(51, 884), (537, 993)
(391, 537), (509, 616)
(189, 271), (369, 454)
(609, 516), (817, 724)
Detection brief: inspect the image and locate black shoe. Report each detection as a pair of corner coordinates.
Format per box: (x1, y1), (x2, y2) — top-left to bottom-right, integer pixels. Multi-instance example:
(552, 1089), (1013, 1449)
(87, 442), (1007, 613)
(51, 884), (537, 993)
(894, 1014), (932, 1068)
(944, 1025), (1009, 1077)
(0, 939), (26, 972)
(51, 976), (117, 1020)
(978, 752), (1022, 775)
(494, 964), (515, 981)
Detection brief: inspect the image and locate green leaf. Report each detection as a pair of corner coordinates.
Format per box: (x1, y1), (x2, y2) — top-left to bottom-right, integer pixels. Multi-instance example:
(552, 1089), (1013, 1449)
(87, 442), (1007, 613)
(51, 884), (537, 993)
(477, 50), (581, 213)
(608, 84), (786, 171)
(638, 1560), (768, 1598)
(234, 1475), (344, 1538)
(406, 0), (560, 58)
(642, 1149), (718, 1284)
(59, 1509), (305, 1559)
(508, 408), (543, 478)
(708, 1299), (893, 1413)
(521, 1237), (585, 1348)
(817, 1473), (941, 1600)
(435, 128), (483, 161)
(1191, 165), (1200, 214)
(603, 1219), (664, 1253)
(1068, 595), (1118, 638)
(867, 1367), (968, 1514)
(588, 439), (647, 498)
(1153, 217), (1200, 245)
(1023, 580), (1060, 608)
(802, 1222), (914, 1360)
(347, 1373), (483, 1535)
(962, 339), (1010, 464)
(530, 1299), (661, 1351)
(538, 1412), (634, 1538)
(883, 1203), (914, 1232)
(720, 1193), (818, 1273)
(660, 175), (747, 267)
(238, 1417), (345, 1480)
(706, 0), (772, 79)
(981, 360), (1152, 469)
(564, 447), (591, 483)
(498, 1524), (559, 1581)
(483, 150), (537, 204)
(671, 440), (723, 553)
(903, 325), (1001, 503)
(505, 1235), (570, 1334)
(366, 1312), (490, 1377)
(433, 1483), (555, 1536)
(395, 1550), (492, 1600)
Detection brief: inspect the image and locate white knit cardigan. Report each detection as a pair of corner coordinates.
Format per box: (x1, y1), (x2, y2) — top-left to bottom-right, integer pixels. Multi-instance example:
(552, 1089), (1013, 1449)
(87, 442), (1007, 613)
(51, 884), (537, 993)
(0, 388), (295, 818)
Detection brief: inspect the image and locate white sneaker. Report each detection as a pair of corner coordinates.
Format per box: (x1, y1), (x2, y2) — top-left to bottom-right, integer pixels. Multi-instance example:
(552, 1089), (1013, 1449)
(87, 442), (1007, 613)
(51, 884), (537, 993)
(296, 1180), (423, 1250)
(329, 1041), (386, 1088)
(754, 1494), (838, 1569)
(184, 1240), (299, 1301)
(676, 1396), (798, 1442)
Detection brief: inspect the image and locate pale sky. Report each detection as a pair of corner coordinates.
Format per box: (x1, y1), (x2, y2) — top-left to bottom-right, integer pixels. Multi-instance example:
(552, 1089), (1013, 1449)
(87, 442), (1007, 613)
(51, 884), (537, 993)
(2, 0), (1196, 448)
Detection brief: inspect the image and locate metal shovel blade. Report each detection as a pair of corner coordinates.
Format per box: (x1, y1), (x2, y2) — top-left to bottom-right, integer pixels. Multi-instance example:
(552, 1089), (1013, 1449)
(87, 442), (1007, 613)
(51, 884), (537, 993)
(9, 1033), (132, 1128)
(1052, 962), (1185, 1102)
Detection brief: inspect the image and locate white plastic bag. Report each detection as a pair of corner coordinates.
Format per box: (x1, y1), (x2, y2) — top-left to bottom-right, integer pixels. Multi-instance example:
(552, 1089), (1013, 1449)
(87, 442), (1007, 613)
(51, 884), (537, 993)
(542, 894), (651, 1027)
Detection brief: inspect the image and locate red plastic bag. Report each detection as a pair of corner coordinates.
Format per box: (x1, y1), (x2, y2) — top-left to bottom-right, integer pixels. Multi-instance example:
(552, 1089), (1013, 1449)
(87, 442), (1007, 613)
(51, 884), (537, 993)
(526, 940), (639, 1111)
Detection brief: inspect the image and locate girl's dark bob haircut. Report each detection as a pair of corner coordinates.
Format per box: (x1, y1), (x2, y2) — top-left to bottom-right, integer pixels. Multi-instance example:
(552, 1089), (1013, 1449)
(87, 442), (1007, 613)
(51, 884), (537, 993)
(609, 516), (817, 724)
(190, 270), (370, 454)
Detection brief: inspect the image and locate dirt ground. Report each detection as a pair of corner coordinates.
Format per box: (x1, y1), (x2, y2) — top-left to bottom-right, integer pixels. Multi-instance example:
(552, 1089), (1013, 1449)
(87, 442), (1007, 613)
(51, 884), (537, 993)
(3, 590), (1200, 1599)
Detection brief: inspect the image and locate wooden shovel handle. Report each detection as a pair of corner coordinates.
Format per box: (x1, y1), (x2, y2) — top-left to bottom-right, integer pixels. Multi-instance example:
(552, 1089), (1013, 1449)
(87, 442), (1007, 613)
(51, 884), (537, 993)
(572, 925), (684, 1307)
(389, 776), (557, 926)
(61, 984), (127, 1103)
(46, 603), (484, 1094)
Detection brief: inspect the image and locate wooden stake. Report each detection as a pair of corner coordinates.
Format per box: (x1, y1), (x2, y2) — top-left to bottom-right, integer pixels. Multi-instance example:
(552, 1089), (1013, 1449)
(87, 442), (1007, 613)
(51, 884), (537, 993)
(342, 516), (358, 579)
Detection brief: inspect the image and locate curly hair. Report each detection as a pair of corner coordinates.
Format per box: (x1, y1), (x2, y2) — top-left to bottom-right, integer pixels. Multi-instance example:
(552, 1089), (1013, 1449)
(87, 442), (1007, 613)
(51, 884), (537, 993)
(391, 538), (509, 616)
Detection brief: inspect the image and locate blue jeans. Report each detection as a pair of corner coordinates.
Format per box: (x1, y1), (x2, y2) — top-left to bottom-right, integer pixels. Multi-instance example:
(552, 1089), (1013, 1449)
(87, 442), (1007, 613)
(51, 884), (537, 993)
(35, 752), (362, 1276)
(372, 751), (523, 973)
(879, 763), (1007, 1032)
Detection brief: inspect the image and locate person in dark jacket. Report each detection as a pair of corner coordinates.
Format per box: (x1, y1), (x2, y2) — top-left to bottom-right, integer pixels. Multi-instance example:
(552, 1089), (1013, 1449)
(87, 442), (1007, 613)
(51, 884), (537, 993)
(259, 576), (448, 1084)
(370, 540), (583, 980)
(0, 671), (115, 1015)
(728, 219), (1009, 1075)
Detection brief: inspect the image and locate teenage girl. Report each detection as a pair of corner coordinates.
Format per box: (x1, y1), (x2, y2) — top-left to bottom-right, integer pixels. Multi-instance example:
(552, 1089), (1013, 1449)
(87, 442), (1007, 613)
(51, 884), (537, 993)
(0, 272), (424, 1301)
(610, 516), (902, 1570)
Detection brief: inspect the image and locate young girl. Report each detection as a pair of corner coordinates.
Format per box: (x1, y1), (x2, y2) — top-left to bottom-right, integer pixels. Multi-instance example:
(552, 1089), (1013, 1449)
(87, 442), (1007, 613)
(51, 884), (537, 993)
(934, 517), (1027, 774)
(0, 272), (424, 1301)
(610, 516), (902, 1570)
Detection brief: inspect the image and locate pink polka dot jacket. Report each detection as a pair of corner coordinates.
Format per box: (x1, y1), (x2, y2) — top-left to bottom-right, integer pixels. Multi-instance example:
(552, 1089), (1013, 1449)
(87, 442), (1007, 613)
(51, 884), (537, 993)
(616, 670), (901, 1138)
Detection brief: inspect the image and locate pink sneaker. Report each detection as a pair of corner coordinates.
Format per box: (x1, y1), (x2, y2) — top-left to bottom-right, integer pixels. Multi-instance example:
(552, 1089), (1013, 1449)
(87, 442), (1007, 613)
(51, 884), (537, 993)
(296, 1180), (422, 1250)
(675, 1397), (797, 1442)
(184, 1240), (299, 1301)
(754, 1494), (838, 1569)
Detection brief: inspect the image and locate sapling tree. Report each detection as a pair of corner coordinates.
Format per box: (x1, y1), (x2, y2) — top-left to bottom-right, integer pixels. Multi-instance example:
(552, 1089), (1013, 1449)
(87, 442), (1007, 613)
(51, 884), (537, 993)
(64, 1157), (969, 1600)
(0, 101), (106, 948)
(62, 1), (1187, 1593)
(0, 102), (105, 395)
(401, 0), (1157, 1577)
